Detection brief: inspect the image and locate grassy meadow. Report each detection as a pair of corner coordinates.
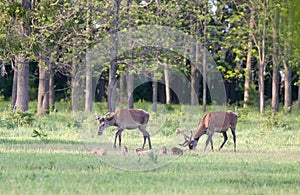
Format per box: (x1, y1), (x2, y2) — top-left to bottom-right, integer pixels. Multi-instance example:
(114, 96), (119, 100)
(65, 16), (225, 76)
(0, 101), (300, 194)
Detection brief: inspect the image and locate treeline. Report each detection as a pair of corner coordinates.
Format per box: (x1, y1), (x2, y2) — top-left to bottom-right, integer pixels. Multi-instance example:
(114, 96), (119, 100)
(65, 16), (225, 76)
(0, 0), (300, 115)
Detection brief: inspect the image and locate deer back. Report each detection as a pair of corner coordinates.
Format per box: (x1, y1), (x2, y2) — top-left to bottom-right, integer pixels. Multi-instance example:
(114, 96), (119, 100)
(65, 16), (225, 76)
(114, 108), (149, 129)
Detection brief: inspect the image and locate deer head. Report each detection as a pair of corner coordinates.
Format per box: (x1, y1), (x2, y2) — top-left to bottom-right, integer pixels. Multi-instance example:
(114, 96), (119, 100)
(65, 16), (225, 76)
(176, 128), (197, 150)
(95, 112), (112, 135)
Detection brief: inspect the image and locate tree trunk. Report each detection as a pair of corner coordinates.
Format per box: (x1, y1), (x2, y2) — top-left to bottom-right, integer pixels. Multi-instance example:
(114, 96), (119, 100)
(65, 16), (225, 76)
(15, 55), (29, 112)
(258, 3), (267, 114)
(164, 59), (171, 104)
(85, 0), (92, 112)
(191, 41), (200, 106)
(120, 72), (127, 105)
(127, 66), (134, 109)
(271, 6), (280, 112)
(49, 63), (55, 111)
(258, 58), (265, 114)
(71, 61), (85, 113)
(202, 4), (207, 112)
(107, 0), (120, 112)
(283, 1), (293, 114)
(152, 75), (157, 113)
(14, 0), (31, 112)
(191, 64), (200, 106)
(37, 56), (50, 115)
(244, 8), (254, 108)
(11, 66), (18, 110)
(283, 61), (292, 113)
(298, 84), (300, 110)
(85, 53), (92, 112)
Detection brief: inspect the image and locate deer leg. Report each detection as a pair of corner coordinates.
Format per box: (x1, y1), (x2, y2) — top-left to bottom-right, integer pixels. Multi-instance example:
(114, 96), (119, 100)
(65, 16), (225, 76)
(146, 131), (152, 149)
(210, 137), (214, 151)
(142, 131), (151, 149)
(139, 126), (151, 149)
(231, 128), (236, 152)
(204, 134), (213, 152)
(219, 132), (228, 150)
(118, 131), (122, 147)
(114, 128), (123, 148)
(142, 136), (146, 149)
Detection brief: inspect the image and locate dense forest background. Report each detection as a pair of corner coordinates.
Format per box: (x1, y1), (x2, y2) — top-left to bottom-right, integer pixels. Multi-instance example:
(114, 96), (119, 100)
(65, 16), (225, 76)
(0, 0), (300, 115)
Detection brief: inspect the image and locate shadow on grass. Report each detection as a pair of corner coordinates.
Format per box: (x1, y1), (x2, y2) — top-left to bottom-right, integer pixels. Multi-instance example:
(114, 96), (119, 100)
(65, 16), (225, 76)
(0, 138), (83, 145)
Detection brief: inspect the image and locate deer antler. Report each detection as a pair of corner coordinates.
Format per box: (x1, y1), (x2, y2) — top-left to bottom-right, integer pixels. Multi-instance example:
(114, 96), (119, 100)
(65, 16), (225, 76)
(104, 112), (111, 119)
(176, 128), (192, 147)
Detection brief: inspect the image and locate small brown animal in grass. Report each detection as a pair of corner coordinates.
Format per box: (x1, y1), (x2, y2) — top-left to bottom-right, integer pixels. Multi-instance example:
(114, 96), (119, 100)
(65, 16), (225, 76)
(159, 146), (167, 155)
(136, 148), (152, 156)
(91, 148), (107, 156)
(170, 147), (183, 155)
(121, 146), (128, 155)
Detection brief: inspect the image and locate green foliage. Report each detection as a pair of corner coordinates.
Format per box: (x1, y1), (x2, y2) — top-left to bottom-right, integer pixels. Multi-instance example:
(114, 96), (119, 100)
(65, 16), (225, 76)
(161, 118), (179, 136)
(1, 110), (34, 128)
(262, 111), (291, 131)
(31, 129), (48, 141)
(0, 75), (12, 101)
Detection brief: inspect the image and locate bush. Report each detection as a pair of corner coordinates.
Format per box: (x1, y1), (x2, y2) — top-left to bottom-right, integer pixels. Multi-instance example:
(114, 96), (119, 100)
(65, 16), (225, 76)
(1, 110), (34, 128)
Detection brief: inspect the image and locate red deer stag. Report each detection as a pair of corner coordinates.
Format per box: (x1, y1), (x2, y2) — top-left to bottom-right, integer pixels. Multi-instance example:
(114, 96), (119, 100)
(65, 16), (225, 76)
(178, 111), (238, 152)
(95, 108), (152, 149)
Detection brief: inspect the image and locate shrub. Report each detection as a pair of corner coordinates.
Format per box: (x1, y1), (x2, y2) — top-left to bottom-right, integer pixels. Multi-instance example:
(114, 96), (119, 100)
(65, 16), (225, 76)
(1, 110), (34, 128)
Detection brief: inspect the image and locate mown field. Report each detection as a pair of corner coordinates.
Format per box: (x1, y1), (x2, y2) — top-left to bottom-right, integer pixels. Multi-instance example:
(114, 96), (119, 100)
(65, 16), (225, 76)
(0, 101), (300, 194)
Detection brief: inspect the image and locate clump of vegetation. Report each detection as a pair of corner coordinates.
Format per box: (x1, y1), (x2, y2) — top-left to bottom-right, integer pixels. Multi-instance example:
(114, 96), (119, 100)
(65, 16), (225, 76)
(31, 129), (48, 141)
(1, 110), (34, 129)
(161, 118), (179, 136)
(263, 111), (290, 131)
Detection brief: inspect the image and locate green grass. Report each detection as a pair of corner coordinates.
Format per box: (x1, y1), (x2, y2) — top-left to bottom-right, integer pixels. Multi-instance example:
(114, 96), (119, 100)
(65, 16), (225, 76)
(0, 101), (300, 194)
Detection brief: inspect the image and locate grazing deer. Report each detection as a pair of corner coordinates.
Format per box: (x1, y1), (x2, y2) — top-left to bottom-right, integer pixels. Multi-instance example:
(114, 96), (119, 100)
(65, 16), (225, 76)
(178, 111), (238, 152)
(96, 108), (152, 149)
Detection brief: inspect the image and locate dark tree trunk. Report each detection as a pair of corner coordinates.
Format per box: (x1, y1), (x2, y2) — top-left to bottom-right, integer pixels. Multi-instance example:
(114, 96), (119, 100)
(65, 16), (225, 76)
(258, 60), (265, 114)
(202, 5), (207, 112)
(298, 84), (300, 110)
(271, 5), (279, 112)
(49, 63), (55, 111)
(191, 62), (200, 106)
(11, 67), (18, 110)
